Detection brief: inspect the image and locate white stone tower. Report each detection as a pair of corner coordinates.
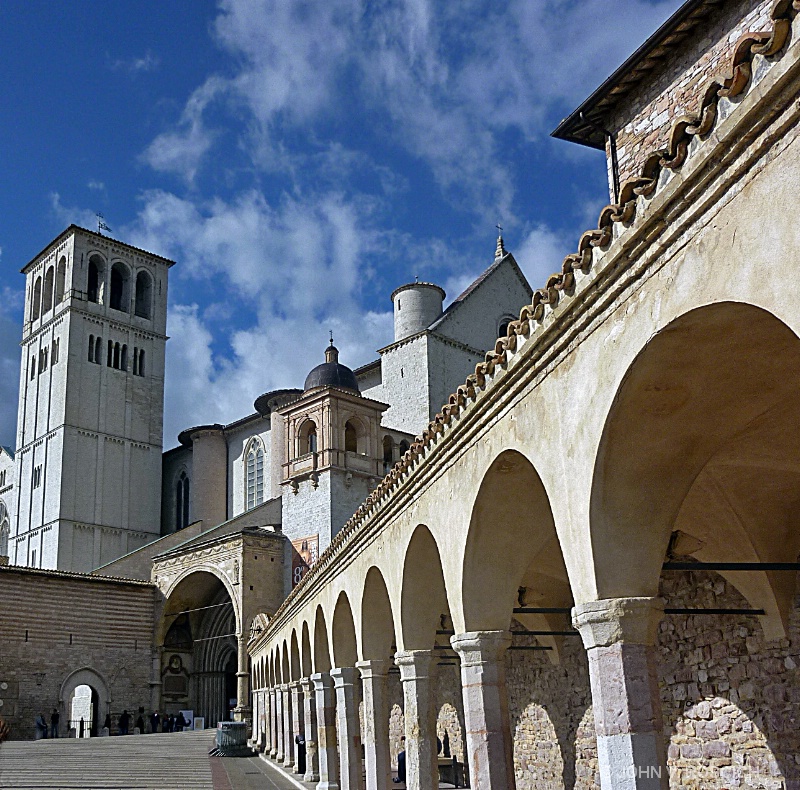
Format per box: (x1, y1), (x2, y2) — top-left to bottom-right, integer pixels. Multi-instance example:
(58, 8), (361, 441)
(9, 225), (173, 572)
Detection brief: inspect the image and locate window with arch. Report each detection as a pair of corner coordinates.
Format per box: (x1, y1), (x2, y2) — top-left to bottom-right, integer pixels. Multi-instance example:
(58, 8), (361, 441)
(43, 266), (54, 314)
(55, 257), (66, 304)
(399, 439), (410, 456)
(87, 255), (103, 303)
(109, 262), (130, 312)
(344, 420), (358, 453)
(176, 472), (190, 530)
(299, 420), (317, 455)
(88, 335), (95, 362)
(52, 338), (60, 365)
(0, 501), (8, 557)
(383, 434), (393, 472)
(138, 349), (145, 376)
(32, 276), (42, 320)
(95, 337), (102, 364)
(498, 315), (515, 338)
(134, 270), (153, 319)
(121, 344), (128, 372)
(245, 439), (265, 510)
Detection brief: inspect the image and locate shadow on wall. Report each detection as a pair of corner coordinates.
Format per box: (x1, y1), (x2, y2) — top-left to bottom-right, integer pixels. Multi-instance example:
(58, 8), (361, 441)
(506, 638), (597, 790)
(660, 568), (800, 787)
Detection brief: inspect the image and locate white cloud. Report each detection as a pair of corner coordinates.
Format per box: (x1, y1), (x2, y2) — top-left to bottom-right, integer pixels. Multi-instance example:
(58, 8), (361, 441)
(110, 50), (161, 75)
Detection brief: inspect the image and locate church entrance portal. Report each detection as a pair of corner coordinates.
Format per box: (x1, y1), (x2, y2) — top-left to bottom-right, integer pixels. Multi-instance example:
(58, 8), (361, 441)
(159, 571), (238, 727)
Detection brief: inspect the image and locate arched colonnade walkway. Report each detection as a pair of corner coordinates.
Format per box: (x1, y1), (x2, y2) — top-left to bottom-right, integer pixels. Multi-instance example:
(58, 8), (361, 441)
(248, 47), (800, 788)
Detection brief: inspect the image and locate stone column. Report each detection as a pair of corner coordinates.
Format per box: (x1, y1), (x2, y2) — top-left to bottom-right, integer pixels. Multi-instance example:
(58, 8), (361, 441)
(235, 634), (251, 724)
(312, 672), (340, 790)
(356, 660), (391, 790)
(332, 667), (364, 790)
(291, 681), (304, 773)
(573, 597), (668, 790)
(450, 631), (514, 790)
(395, 650), (438, 790)
(269, 688), (278, 758)
(282, 684), (295, 768)
(301, 677), (320, 782)
(275, 686), (285, 762)
(149, 647), (162, 714)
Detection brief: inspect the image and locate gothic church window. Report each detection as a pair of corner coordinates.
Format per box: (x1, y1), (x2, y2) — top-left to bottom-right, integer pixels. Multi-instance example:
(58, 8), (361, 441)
(87, 256), (103, 304)
(121, 344), (128, 372)
(245, 440), (265, 510)
(52, 338), (59, 365)
(55, 257), (66, 304)
(176, 472), (190, 530)
(138, 349), (145, 376)
(29, 355), (35, 380)
(107, 340), (113, 367)
(134, 271), (152, 319)
(109, 262), (130, 312)
(88, 335), (94, 362)
(32, 276), (42, 320)
(43, 267), (54, 314)
(95, 337), (102, 364)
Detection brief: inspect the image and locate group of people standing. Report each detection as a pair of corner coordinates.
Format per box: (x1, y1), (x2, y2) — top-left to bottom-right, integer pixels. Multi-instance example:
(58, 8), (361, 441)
(35, 708), (192, 739)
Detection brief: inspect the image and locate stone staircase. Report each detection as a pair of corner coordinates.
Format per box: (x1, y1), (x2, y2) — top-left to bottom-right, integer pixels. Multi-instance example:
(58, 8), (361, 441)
(0, 730), (216, 789)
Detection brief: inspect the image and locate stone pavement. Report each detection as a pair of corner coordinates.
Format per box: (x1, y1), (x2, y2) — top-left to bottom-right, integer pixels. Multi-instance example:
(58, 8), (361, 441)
(0, 731), (299, 790)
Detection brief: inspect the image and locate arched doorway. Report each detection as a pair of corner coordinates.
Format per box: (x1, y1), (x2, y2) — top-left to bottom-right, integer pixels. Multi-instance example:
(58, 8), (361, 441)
(60, 668), (109, 738)
(159, 570), (239, 727)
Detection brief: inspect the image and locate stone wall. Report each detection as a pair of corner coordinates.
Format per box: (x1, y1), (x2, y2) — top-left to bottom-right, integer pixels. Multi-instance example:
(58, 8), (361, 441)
(0, 565), (155, 740)
(658, 569), (800, 789)
(607, 0), (772, 197)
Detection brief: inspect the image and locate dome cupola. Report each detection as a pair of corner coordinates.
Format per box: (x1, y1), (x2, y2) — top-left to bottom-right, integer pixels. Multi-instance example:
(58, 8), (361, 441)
(303, 339), (360, 394)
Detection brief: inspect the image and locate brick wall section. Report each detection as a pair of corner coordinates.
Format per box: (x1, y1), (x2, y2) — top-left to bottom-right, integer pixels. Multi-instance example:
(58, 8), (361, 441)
(606, 0), (773, 199)
(0, 565), (155, 740)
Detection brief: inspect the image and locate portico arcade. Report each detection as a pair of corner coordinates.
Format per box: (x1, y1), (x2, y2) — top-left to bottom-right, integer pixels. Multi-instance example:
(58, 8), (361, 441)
(249, 7), (800, 786)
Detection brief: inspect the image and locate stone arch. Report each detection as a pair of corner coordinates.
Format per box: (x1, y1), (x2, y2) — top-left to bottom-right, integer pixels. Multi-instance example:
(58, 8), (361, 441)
(361, 566), (396, 661)
(314, 605), (332, 673)
(301, 621), (313, 677)
(43, 266), (55, 313)
(591, 302), (800, 636)
(290, 630), (301, 681)
(55, 256), (66, 304)
(87, 253), (104, 303)
(299, 418), (318, 456)
(400, 524), (449, 651)
(32, 275), (42, 320)
(59, 667), (109, 735)
(134, 269), (153, 318)
(461, 449), (571, 658)
(343, 415), (367, 455)
(109, 261), (131, 312)
(158, 566), (240, 641)
(332, 591), (358, 668)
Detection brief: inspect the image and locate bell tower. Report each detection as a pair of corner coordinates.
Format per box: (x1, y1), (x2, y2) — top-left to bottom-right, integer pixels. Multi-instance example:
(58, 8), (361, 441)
(9, 225), (174, 572)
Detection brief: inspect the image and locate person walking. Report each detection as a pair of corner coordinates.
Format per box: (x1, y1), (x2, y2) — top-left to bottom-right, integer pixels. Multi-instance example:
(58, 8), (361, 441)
(78, 717), (85, 739)
(135, 712), (145, 734)
(50, 708), (59, 738)
(34, 713), (47, 740)
(119, 710), (130, 735)
(103, 713), (111, 734)
(176, 711), (185, 732)
(150, 711), (159, 733)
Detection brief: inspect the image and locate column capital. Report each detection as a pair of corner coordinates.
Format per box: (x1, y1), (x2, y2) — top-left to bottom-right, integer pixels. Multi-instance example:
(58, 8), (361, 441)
(394, 649), (435, 680)
(450, 630), (511, 665)
(310, 671), (334, 691)
(299, 676), (315, 693)
(289, 679), (303, 690)
(330, 666), (358, 687)
(572, 597), (665, 650)
(355, 659), (390, 679)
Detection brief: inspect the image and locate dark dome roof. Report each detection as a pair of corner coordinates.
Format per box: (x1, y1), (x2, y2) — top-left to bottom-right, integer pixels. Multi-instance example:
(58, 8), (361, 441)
(304, 344), (359, 394)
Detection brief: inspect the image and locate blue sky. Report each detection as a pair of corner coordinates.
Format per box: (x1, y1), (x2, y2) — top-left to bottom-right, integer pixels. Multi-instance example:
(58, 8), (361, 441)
(0, 0), (683, 448)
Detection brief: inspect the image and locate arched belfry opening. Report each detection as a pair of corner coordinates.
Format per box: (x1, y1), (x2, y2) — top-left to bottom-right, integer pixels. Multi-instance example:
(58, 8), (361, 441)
(159, 571), (238, 727)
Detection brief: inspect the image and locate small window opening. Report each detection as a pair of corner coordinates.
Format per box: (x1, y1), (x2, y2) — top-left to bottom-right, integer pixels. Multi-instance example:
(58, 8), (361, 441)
(32, 276), (42, 320)
(345, 421), (358, 453)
